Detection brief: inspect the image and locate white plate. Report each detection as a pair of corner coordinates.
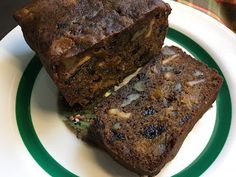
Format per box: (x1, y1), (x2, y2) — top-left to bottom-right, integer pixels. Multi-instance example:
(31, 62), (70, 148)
(0, 1), (236, 176)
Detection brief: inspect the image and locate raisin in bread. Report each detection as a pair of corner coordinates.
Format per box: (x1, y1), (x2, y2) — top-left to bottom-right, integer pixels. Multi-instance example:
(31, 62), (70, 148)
(14, 0), (171, 106)
(88, 46), (223, 176)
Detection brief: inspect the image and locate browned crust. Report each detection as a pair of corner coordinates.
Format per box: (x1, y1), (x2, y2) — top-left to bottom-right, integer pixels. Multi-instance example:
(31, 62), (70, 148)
(13, 0), (171, 63)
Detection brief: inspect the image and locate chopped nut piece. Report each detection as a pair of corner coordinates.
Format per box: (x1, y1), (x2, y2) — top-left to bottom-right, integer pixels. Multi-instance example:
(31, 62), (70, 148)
(121, 94), (140, 107)
(108, 109), (131, 119)
(50, 37), (75, 56)
(131, 28), (146, 41)
(164, 72), (175, 80)
(165, 106), (175, 116)
(134, 139), (152, 154)
(162, 47), (176, 56)
(150, 65), (160, 75)
(98, 61), (105, 67)
(77, 55), (91, 67)
(182, 93), (199, 109)
(133, 81), (145, 92)
(114, 68), (141, 91)
(187, 79), (205, 86)
(145, 19), (155, 38)
(193, 70), (204, 77)
(112, 122), (121, 130)
(158, 144), (166, 155)
(65, 55), (92, 76)
(104, 90), (112, 97)
(162, 54), (179, 65)
(175, 82), (182, 92)
(163, 98), (170, 108)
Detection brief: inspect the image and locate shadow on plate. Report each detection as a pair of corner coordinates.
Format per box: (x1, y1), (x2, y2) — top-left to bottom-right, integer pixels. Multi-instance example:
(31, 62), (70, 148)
(87, 143), (138, 177)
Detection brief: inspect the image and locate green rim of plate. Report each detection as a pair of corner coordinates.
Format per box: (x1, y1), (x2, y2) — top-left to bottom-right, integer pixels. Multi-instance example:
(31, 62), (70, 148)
(15, 28), (232, 177)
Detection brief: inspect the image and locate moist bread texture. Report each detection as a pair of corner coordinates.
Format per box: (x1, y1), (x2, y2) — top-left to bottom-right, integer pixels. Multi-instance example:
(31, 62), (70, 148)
(14, 0), (171, 106)
(88, 46), (223, 176)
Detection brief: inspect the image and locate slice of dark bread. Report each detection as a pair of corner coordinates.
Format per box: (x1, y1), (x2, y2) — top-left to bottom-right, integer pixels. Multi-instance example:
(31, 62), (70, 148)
(14, 0), (171, 107)
(87, 46), (223, 176)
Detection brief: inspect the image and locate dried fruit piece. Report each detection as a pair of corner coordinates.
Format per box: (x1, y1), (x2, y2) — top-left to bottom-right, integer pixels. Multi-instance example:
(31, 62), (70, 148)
(179, 114), (192, 126)
(161, 65), (174, 72)
(143, 125), (166, 139)
(94, 117), (104, 129)
(143, 107), (157, 116)
(57, 23), (68, 29)
(111, 130), (125, 141)
(152, 87), (162, 99)
(174, 68), (182, 75)
(137, 73), (146, 81)
(157, 24), (167, 35)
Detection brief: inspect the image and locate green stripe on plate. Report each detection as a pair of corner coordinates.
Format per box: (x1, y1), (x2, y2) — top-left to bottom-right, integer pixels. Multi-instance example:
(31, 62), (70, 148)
(168, 28), (232, 177)
(15, 28), (232, 177)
